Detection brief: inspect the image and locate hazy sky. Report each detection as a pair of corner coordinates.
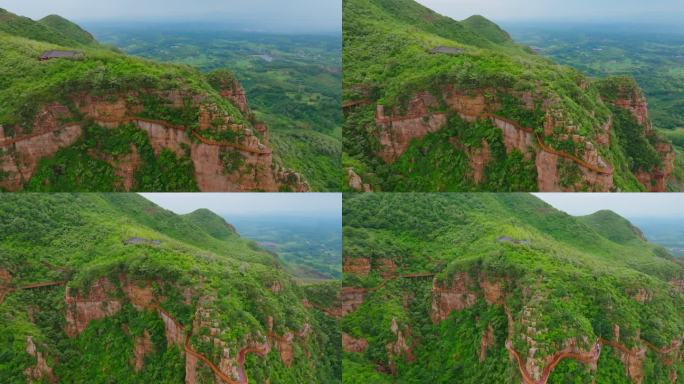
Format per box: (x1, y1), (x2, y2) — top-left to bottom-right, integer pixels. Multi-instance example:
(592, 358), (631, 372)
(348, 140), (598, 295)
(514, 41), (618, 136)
(1, 0), (341, 33)
(534, 193), (684, 219)
(139, 193), (341, 218)
(416, 0), (683, 23)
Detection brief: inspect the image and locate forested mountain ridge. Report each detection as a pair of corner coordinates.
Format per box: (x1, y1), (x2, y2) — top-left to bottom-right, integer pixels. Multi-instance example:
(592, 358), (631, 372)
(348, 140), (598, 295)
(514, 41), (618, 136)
(88, 26), (343, 192)
(0, 194), (341, 383)
(341, 193), (684, 383)
(0, 9), (308, 192)
(342, 0), (676, 192)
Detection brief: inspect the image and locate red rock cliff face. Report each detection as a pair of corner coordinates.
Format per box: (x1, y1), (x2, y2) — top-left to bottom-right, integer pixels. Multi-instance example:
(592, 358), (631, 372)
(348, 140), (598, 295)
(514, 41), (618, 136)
(431, 273), (478, 323)
(219, 80), (251, 116)
(342, 333), (368, 353)
(64, 277), (122, 337)
(371, 88), (617, 191)
(326, 287), (366, 318)
(132, 330), (154, 372)
(386, 317), (414, 373)
(0, 103), (82, 191)
(0, 87), (308, 192)
(24, 336), (57, 384)
(610, 88), (675, 192)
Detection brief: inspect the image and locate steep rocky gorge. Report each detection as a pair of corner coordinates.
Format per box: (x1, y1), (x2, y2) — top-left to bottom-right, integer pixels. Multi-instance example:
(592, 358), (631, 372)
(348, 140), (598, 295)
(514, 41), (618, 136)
(0, 80), (308, 192)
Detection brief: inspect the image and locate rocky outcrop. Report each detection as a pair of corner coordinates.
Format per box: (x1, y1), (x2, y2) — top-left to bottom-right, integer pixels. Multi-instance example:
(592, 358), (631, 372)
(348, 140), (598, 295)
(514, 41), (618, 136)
(450, 138), (492, 184)
(0, 268), (11, 284)
(347, 168), (371, 192)
(64, 277), (122, 337)
(185, 352), (199, 384)
(428, 271), (682, 384)
(376, 259), (398, 279)
(431, 273), (477, 323)
(635, 141), (675, 192)
(0, 87), (309, 192)
(0, 269), (11, 304)
(479, 323), (496, 362)
(0, 109), (82, 191)
(121, 279), (155, 310)
(159, 307), (186, 346)
(375, 93), (448, 162)
(672, 279), (684, 293)
(219, 80), (251, 116)
(632, 288), (652, 303)
(386, 317), (414, 373)
(343, 257), (397, 279)
(275, 332), (295, 367)
(326, 287), (366, 318)
(270, 281), (283, 294)
(609, 86), (675, 191)
(24, 336), (57, 384)
(480, 277), (503, 305)
(88, 145), (141, 191)
(343, 258), (371, 276)
(342, 333), (368, 353)
(131, 330), (154, 372)
(614, 92), (652, 134)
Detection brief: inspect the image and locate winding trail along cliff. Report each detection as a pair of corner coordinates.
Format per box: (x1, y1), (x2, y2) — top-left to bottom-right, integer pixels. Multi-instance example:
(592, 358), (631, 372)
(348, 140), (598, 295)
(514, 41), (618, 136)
(5, 278), (316, 384)
(428, 274), (683, 384)
(156, 305), (265, 384)
(57, 276), (311, 384)
(0, 89), (308, 192)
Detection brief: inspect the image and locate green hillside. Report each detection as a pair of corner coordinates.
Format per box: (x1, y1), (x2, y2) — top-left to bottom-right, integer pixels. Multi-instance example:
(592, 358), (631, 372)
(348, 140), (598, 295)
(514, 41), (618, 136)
(342, 0), (675, 192)
(342, 193), (684, 383)
(0, 194), (341, 383)
(578, 210), (645, 244)
(0, 9), (310, 192)
(38, 14), (97, 46)
(182, 208), (237, 240)
(0, 9), (95, 47)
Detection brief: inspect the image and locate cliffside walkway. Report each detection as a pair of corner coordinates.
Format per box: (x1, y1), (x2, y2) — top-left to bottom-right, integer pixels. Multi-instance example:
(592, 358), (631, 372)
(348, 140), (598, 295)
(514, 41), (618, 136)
(0, 117), (272, 156)
(156, 305), (272, 384)
(342, 99), (372, 110)
(502, 303), (682, 383)
(0, 280), (67, 304)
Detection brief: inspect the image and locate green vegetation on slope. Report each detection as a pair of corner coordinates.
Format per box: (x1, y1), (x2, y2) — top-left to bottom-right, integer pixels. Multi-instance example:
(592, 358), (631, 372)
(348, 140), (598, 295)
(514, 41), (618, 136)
(342, 193), (684, 383)
(38, 14), (97, 46)
(0, 8), (97, 47)
(0, 194), (341, 383)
